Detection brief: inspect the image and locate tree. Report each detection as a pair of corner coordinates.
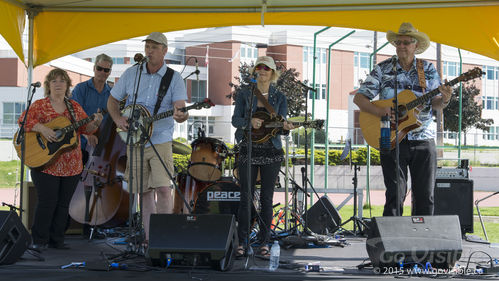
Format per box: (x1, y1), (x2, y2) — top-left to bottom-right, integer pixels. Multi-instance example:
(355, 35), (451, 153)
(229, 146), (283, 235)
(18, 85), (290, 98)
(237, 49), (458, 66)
(228, 62), (306, 117)
(443, 83), (493, 145)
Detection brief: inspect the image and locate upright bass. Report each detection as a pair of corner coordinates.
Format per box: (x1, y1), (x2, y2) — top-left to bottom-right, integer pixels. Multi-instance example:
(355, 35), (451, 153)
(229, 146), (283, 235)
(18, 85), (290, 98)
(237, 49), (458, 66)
(69, 114), (129, 228)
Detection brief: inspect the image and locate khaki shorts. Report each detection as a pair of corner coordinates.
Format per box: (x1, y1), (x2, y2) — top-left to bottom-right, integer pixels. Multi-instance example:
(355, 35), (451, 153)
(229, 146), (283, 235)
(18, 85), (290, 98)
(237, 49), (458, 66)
(125, 142), (174, 193)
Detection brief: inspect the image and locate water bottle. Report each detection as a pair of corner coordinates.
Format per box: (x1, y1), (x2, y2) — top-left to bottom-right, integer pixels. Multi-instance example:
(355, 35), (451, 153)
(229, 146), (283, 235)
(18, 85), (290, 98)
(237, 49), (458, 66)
(269, 241), (280, 271)
(379, 115), (391, 154)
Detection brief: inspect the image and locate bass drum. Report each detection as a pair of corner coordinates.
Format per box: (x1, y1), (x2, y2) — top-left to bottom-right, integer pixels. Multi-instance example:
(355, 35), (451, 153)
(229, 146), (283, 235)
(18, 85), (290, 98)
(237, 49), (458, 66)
(194, 177), (241, 218)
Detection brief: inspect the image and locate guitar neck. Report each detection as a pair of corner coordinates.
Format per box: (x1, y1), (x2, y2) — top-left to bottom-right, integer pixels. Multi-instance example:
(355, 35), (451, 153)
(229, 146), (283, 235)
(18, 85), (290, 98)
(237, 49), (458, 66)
(60, 116), (95, 135)
(405, 76), (462, 111)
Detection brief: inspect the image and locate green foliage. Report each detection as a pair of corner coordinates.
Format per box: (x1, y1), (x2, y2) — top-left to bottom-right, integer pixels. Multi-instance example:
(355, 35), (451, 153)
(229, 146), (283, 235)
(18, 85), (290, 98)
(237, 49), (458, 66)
(291, 128), (327, 147)
(291, 147), (380, 166)
(228, 61), (306, 117)
(173, 154), (189, 174)
(443, 82), (493, 145)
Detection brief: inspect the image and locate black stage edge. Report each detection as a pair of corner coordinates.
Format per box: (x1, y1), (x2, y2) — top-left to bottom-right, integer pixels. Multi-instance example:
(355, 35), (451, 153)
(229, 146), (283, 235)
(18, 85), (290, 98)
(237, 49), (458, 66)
(2, 233), (499, 281)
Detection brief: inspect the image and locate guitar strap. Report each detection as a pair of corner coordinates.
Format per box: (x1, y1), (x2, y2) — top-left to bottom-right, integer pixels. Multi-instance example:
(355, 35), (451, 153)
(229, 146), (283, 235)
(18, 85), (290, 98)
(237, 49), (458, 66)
(253, 88), (276, 117)
(416, 59), (427, 94)
(64, 97), (79, 145)
(154, 67), (174, 116)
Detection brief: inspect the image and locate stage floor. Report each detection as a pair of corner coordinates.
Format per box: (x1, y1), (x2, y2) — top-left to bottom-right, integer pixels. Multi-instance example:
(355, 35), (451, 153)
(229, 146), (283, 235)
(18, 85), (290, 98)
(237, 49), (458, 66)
(3, 231), (499, 281)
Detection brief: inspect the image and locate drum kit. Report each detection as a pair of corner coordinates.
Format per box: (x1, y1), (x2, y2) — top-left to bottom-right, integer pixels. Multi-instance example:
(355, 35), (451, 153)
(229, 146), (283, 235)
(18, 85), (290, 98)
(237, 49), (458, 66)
(172, 137), (250, 218)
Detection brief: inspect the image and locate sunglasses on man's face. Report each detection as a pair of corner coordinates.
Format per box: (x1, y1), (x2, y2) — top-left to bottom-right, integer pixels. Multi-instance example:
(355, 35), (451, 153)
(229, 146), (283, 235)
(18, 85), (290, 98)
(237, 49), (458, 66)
(255, 64), (271, 71)
(96, 65), (111, 73)
(394, 40), (415, 46)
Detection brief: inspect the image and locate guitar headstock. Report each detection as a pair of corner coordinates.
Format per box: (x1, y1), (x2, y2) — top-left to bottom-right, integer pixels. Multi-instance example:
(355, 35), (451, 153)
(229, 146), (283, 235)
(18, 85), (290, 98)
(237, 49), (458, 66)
(309, 119), (325, 130)
(457, 67), (485, 83)
(192, 98), (215, 110)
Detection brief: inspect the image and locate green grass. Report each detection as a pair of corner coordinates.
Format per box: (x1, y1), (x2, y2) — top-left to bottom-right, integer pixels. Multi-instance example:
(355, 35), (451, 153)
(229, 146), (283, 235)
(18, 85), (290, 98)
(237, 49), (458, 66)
(0, 160), (21, 188)
(274, 204), (499, 243)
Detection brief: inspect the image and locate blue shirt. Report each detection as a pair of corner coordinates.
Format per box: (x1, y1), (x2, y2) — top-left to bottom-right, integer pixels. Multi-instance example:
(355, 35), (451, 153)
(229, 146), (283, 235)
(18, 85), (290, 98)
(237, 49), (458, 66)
(231, 85), (288, 149)
(72, 78), (111, 150)
(111, 63), (187, 145)
(357, 57), (442, 140)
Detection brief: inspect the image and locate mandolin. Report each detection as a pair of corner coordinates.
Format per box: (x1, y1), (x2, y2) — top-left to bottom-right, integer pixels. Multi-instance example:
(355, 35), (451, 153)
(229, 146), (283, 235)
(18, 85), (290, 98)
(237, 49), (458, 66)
(359, 67), (484, 150)
(249, 111), (325, 143)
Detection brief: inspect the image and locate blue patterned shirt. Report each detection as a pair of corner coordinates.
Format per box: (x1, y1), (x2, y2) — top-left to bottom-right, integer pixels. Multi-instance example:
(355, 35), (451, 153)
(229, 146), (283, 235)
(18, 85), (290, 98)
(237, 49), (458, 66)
(111, 63), (187, 145)
(357, 57), (441, 140)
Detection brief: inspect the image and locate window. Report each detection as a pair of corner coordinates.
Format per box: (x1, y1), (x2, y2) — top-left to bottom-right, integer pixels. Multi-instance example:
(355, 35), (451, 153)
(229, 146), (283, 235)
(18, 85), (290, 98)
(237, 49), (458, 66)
(321, 84), (326, 100)
(354, 52), (370, 69)
(483, 126), (499, 140)
(187, 116), (215, 140)
(482, 96), (498, 110)
(3, 102), (25, 125)
(112, 57), (124, 64)
(483, 65), (498, 80)
(191, 80), (207, 103)
(240, 45), (258, 64)
(443, 61), (458, 77)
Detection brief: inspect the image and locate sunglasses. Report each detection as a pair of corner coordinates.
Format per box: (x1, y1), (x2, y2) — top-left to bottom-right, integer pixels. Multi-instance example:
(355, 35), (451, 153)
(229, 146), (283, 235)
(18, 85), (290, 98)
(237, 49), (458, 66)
(255, 64), (272, 71)
(96, 65), (111, 73)
(394, 40), (416, 46)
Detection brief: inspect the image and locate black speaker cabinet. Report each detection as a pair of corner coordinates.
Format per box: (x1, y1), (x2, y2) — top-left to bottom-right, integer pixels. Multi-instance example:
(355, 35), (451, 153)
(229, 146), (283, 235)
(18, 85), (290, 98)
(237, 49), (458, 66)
(435, 178), (473, 234)
(366, 216), (462, 269)
(0, 211), (31, 265)
(305, 196), (342, 235)
(146, 214), (236, 271)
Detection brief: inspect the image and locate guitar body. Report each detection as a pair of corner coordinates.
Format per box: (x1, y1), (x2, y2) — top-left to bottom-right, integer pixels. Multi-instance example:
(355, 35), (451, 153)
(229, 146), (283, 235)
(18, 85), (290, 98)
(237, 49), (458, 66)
(13, 116), (78, 168)
(359, 89), (422, 150)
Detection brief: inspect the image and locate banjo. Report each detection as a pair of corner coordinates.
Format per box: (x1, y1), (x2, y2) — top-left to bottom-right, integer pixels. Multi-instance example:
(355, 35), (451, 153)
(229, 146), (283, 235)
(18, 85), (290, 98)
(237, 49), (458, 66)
(117, 98), (214, 145)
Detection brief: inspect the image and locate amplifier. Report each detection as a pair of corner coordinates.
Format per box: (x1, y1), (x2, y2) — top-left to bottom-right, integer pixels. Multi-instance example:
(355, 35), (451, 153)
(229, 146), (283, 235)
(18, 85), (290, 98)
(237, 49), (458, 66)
(436, 167), (468, 179)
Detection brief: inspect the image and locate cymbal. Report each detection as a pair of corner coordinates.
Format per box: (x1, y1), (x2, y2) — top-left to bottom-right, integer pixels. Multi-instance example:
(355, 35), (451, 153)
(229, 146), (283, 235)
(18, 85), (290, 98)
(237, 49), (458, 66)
(172, 141), (192, 155)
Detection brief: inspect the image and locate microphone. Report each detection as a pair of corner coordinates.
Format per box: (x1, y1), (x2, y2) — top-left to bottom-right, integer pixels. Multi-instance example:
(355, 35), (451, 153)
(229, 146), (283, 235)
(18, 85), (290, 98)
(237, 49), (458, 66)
(379, 115), (391, 154)
(392, 55), (398, 66)
(31, 82), (41, 88)
(133, 53), (148, 65)
(195, 58), (199, 82)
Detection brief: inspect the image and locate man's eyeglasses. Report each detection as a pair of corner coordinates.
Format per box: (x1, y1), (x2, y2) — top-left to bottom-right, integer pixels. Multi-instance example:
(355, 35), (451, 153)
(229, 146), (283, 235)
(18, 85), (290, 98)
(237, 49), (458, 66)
(255, 64), (271, 71)
(394, 40), (415, 46)
(96, 66), (111, 73)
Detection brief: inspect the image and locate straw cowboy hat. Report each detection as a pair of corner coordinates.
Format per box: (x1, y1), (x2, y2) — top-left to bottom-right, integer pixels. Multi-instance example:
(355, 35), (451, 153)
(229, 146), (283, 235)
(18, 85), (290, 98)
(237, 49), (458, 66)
(386, 22), (430, 54)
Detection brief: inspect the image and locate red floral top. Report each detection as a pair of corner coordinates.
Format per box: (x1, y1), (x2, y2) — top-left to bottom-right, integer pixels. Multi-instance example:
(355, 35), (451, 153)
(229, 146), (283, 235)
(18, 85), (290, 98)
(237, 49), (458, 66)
(18, 97), (94, 177)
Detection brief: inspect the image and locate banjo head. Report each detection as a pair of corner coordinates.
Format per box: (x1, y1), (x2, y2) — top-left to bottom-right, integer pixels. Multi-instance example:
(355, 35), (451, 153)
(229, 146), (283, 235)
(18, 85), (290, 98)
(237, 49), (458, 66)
(117, 104), (152, 145)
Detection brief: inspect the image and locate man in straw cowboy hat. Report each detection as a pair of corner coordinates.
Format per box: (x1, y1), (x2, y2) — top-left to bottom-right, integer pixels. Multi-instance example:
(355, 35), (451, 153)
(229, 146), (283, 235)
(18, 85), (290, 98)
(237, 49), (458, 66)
(354, 22), (452, 216)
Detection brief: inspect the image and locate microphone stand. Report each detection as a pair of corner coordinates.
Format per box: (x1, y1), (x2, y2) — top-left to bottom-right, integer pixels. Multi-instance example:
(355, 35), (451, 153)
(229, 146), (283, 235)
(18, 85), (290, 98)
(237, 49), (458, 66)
(243, 77), (257, 270)
(392, 57), (401, 216)
(16, 84), (39, 221)
(301, 84), (316, 235)
(124, 60), (146, 252)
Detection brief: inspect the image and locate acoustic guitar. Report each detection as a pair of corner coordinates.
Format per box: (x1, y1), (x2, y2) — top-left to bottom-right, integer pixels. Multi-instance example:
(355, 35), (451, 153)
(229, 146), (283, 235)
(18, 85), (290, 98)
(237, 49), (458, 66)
(117, 98), (214, 145)
(249, 111), (325, 143)
(13, 113), (101, 168)
(359, 67), (484, 150)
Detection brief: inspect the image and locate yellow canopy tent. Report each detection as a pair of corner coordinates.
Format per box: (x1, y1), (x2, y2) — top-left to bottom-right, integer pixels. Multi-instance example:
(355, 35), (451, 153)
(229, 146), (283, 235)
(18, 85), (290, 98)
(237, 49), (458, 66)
(1, 0), (498, 69)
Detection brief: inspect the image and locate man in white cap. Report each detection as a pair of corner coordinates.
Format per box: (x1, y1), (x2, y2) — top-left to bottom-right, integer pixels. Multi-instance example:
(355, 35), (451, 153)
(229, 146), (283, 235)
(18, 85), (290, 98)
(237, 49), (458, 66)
(107, 32), (189, 245)
(354, 22), (452, 216)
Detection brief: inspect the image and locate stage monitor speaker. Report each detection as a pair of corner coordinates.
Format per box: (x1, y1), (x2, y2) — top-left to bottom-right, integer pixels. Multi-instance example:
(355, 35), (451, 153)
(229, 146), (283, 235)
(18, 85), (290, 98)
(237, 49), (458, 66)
(305, 196), (342, 235)
(435, 178), (473, 234)
(0, 211), (31, 265)
(146, 214), (236, 271)
(366, 215), (462, 269)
